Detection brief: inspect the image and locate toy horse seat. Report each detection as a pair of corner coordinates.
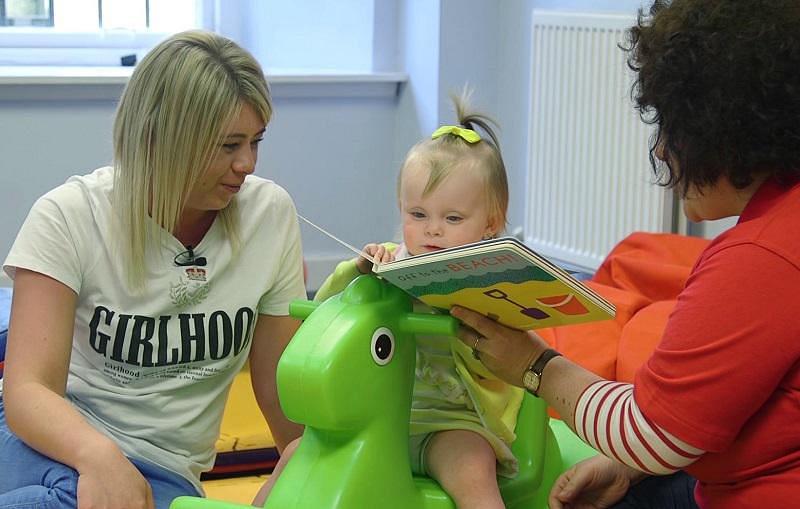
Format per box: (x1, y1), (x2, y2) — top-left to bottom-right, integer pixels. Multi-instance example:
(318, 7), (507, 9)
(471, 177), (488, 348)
(171, 275), (594, 509)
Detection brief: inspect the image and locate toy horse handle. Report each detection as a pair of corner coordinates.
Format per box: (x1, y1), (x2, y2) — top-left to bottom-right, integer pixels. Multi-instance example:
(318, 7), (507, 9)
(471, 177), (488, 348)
(399, 313), (459, 336)
(289, 299), (319, 320)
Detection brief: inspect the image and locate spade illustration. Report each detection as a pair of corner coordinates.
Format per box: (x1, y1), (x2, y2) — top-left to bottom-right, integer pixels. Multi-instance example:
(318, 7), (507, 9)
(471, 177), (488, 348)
(483, 288), (550, 320)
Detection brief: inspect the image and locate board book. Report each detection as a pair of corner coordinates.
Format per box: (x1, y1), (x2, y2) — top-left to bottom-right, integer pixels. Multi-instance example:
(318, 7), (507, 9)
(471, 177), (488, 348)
(370, 236), (615, 330)
(297, 214), (615, 331)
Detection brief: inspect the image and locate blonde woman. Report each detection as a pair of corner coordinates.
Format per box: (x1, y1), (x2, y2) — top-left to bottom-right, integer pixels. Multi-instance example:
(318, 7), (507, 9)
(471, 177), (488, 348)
(0, 31), (305, 509)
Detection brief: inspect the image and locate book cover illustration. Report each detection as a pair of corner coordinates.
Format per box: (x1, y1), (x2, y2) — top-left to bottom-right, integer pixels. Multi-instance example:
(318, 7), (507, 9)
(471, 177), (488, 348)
(294, 216), (614, 331)
(374, 238), (615, 331)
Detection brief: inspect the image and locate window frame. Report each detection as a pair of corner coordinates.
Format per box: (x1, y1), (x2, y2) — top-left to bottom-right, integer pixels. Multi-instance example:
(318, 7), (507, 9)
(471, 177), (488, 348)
(0, 0), (212, 66)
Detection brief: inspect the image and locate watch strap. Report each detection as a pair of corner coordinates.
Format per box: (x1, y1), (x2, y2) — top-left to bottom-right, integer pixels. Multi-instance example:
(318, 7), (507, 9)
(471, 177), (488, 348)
(528, 348), (562, 396)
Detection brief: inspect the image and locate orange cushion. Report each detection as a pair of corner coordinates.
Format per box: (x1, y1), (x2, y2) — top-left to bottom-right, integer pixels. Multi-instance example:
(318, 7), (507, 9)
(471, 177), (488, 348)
(616, 300), (677, 383)
(539, 281), (652, 382)
(540, 232), (710, 403)
(540, 283), (651, 419)
(560, 232), (709, 380)
(592, 232), (709, 302)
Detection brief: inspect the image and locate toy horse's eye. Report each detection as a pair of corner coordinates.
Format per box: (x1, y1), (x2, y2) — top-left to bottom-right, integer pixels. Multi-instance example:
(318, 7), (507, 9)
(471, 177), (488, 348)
(370, 327), (395, 366)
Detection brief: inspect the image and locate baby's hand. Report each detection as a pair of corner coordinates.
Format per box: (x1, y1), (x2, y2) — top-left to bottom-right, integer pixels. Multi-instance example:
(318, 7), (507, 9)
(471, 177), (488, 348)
(356, 243), (395, 274)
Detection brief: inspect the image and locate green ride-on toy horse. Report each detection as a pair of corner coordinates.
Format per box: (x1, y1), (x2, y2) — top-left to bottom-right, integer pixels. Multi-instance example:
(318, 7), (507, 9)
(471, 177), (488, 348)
(171, 275), (595, 509)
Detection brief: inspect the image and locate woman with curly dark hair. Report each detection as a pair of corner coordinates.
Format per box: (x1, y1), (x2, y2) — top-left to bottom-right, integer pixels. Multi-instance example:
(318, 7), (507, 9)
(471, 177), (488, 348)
(449, 1), (800, 508)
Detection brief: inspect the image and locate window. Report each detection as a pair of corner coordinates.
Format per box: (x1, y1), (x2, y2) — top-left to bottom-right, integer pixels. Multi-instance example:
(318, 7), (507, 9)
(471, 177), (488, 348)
(0, 0), (392, 75)
(0, 0), (204, 66)
(1, 0), (53, 27)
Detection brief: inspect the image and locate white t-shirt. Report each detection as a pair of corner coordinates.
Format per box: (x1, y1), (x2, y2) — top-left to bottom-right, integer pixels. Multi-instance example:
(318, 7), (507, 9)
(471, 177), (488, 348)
(2, 166), (307, 492)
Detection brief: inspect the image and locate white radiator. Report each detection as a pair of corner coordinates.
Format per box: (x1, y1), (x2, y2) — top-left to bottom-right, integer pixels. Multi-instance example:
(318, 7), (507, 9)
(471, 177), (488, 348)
(525, 11), (678, 272)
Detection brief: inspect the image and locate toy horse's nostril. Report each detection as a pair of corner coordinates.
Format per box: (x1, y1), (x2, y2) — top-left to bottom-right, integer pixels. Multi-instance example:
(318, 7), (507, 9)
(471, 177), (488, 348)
(371, 327), (395, 365)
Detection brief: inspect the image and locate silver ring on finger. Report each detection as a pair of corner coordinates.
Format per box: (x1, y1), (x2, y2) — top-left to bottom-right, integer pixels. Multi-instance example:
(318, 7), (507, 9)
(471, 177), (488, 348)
(472, 334), (483, 360)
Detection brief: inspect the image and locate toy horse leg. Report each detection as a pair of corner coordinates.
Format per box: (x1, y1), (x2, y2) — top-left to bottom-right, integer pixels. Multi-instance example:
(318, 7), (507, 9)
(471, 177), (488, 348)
(550, 418), (597, 471)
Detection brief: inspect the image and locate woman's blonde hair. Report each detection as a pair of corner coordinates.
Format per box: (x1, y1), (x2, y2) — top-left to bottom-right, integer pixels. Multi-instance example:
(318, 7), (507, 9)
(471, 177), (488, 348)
(398, 89), (509, 234)
(112, 30), (271, 289)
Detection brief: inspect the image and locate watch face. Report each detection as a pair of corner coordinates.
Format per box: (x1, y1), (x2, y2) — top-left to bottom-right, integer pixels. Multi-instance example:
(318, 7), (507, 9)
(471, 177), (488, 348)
(523, 370), (540, 393)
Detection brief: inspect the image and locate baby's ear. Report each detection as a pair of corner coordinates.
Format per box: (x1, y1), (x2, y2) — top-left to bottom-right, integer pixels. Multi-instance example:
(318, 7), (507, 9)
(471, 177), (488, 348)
(484, 217), (500, 239)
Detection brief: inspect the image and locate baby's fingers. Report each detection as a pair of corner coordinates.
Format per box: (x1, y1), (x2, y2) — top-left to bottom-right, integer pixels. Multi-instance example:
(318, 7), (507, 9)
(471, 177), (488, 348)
(379, 247), (395, 263)
(362, 243), (379, 256)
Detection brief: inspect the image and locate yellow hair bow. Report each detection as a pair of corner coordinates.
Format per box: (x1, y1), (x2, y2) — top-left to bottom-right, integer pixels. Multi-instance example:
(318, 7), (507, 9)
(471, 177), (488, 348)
(431, 125), (481, 144)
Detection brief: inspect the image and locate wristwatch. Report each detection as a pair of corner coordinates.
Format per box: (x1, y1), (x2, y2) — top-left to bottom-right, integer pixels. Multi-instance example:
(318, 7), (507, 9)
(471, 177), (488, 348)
(522, 348), (562, 397)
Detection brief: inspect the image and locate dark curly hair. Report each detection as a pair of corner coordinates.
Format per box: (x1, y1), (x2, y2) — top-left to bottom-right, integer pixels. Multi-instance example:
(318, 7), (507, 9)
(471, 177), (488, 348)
(625, 0), (800, 195)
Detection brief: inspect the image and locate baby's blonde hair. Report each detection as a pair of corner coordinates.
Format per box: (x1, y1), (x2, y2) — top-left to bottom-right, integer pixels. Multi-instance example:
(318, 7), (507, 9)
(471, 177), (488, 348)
(112, 30), (271, 290)
(398, 90), (509, 234)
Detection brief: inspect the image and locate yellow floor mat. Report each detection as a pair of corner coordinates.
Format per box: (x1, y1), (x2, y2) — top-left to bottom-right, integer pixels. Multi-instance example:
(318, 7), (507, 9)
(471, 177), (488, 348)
(216, 367), (275, 453)
(203, 475), (270, 505)
(203, 366), (276, 504)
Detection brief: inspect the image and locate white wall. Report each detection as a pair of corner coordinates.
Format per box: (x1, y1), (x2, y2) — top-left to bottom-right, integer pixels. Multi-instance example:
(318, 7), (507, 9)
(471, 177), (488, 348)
(488, 0), (641, 230)
(432, 0), (727, 256)
(534, 0), (648, 11)
(0, 0), (405, 291)
(234, 0), (377, 73)
(268, 86), (403, 288)
(534, 0), (737, 240)
(0, 93), (118, 270)
(1, 0), (722, 291)
(0, 82), (403, 290)
(374, 0), (664, 269)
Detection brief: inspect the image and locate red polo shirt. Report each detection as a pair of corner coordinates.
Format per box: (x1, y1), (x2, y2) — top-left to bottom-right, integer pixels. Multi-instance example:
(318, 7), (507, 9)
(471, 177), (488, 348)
(634, 176), (800, 508)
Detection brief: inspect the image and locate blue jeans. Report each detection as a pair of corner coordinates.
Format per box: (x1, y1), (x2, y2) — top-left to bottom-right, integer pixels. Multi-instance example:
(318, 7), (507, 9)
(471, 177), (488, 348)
(611, 471), (700, 509)
(0, 399), (200, 509)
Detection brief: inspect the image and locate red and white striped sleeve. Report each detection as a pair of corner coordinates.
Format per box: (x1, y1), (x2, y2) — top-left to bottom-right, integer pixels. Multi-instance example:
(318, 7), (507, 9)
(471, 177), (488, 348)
(574, 380), (705, 474)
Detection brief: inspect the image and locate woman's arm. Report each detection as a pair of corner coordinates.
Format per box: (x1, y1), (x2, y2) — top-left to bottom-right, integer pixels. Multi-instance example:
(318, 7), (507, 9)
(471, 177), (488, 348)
(450, 305), (598, 429)
(4, 268), (153, 508)
(450, 306), (703, 475)
(249, 314), (304, 452)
